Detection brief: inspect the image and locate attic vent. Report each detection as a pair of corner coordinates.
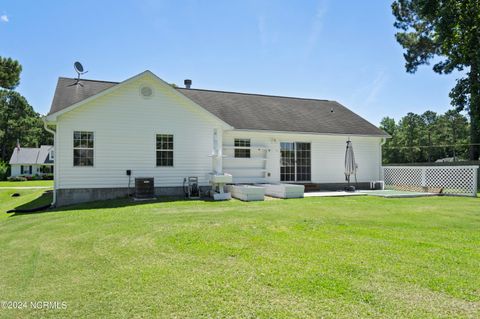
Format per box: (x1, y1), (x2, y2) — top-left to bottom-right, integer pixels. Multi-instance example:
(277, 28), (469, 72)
(140, 86), (153, 98)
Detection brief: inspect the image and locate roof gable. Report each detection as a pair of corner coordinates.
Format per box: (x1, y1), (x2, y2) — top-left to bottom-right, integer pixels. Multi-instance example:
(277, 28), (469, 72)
(46, 71), (232, 128)
(9, 145), (53, 165)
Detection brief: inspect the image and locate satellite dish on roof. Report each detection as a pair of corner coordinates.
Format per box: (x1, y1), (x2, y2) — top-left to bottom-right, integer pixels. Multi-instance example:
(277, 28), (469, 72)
(72, 61), (88, 86)
(74, 61), (84, 73)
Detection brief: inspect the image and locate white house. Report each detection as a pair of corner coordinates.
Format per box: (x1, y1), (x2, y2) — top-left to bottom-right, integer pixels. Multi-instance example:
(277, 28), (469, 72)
(44, 71), (388, 206)
(9, 145), (54, 177)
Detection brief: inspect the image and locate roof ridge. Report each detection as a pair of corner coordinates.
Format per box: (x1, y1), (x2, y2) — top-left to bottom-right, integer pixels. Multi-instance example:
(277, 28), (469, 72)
(35, 148), (40, 164)
(59, 77), (120, 84)
(58, 76), (332, 102)
(177, 87), (333, 103)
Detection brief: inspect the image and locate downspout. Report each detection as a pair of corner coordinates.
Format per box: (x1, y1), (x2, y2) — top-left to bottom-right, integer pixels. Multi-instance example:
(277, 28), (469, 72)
(379, 137), (387, 180)
(43, 117), (56, 206)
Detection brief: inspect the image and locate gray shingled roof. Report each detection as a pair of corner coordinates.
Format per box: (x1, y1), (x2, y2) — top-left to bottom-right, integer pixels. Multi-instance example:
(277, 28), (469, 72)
(9, 145), (53, 165)
(177, 88), (387, 136)
(49, 77), (117, 115)
(48, 77), (387, 136)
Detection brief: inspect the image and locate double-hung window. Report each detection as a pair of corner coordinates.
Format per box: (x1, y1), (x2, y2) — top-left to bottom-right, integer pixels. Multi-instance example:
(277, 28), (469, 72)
(21, 165), (32, 175)
(73, 131), (94, 166)
(234, 138), (251, 158)
(156, 134), (174, 166)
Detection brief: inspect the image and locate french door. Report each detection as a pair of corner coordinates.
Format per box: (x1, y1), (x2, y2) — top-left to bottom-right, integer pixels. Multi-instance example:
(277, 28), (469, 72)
(280, 142), (311, 182)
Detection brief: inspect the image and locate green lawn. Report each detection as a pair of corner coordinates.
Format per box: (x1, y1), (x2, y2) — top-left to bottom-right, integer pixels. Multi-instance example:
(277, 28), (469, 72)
(0, 189), (479, 318)
(0, 180), (53, 187)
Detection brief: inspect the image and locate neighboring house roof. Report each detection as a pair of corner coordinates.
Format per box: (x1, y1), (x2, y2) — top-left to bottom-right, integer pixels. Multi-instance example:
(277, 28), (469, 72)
(435, 157), (466, 163)
(9, 145), (54, 165)
(47, 75), (388, 137)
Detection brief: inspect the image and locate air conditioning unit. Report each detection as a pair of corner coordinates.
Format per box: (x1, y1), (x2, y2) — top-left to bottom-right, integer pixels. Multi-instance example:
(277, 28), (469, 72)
(135, 177), (155, 199)
(183, 176), (200, 199)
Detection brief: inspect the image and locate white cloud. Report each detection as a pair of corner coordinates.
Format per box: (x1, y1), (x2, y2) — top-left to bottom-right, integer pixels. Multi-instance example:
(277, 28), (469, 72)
(365, 70), (387, 105)
(0, 14), (8, 23)
(348, 69), (388, 115)
(305, 0), (328, 57)
(257, 15), (267, 47)
(256, 15), (279, 52)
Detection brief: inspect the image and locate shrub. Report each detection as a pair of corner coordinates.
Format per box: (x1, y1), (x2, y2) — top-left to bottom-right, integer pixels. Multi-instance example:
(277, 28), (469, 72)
(42, 174), (54, 180)
(0, 161), (8, 180)
(7, 176), (27, 182)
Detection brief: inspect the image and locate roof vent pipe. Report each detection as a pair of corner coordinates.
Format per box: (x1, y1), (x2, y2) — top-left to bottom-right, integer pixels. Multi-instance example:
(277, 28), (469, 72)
(184, 79), (192, 89)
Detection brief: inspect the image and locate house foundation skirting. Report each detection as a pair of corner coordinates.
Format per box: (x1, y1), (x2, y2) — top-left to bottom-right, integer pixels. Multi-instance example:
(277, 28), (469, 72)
(55, 186), (211, 207)
(55, 182), (377, 206)
(302, 182), (374, 192)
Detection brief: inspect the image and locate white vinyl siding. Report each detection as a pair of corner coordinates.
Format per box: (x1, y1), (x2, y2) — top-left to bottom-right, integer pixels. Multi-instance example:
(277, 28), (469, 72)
(10, 164), (50, 177)
(223, 131), (382, 184)
(10, 164), (21, 177)
(55, 74), (223, 189)
(53, 72), (383, 190)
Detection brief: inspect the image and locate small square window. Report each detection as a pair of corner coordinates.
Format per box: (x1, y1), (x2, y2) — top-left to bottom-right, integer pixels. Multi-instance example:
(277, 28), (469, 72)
(234, 139), (251, 158)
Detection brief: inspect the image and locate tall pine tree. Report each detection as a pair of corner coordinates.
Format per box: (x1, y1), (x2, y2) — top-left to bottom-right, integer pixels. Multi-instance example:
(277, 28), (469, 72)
(392, 0), (480, 160)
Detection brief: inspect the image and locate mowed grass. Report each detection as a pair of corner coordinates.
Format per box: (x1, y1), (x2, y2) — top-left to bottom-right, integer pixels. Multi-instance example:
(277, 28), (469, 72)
(0, 180), (53, 187)
(0, 189), (479, 318)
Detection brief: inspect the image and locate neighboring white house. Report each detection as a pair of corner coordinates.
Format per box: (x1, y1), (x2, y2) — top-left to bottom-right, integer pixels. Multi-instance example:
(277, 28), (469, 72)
(9, 145), (54, 177)
(44, 71), (388, 206)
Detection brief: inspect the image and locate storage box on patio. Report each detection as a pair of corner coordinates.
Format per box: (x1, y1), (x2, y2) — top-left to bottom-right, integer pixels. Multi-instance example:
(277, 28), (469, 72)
(255, 183), (304, 199)
(226, 185), (265, 201)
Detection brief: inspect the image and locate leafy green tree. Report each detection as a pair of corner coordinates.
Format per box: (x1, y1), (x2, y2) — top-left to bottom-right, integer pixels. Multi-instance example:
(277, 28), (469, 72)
(392, 0), (480, 160)
(0, 160), (8, 180)
(437, 110), (469, 160)
(0, 57), (22, 89)
(380, 117), (399, 163)
(421, 110), (438, 161)
(0, 90), (50, 161)
(397, 112), (426, 162)
(380, 109), (469, 163)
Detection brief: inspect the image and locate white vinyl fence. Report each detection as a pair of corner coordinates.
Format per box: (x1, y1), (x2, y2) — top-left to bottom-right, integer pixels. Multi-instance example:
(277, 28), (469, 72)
(382, 166), (478, 197)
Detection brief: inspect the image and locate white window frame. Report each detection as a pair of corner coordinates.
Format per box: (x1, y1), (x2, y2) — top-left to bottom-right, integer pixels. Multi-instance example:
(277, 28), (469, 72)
(234, 138), (251, 158)
(73, 131), (95, 167)
(156, 134), (174, 167)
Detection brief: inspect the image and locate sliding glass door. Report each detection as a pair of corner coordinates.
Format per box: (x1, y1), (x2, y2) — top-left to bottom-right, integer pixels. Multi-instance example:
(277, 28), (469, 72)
(280, 142), (311, 182)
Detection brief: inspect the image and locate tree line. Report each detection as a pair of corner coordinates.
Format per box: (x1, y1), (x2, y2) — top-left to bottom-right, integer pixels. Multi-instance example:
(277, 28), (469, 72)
(392, 0), (480, 161)
(0, 56), (52, 168)
(380, 110), (470, 164)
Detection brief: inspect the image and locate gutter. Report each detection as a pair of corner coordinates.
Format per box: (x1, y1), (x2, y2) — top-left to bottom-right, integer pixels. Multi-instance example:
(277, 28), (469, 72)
(42, 117), (56, 206)
(226, 128), (390, 138)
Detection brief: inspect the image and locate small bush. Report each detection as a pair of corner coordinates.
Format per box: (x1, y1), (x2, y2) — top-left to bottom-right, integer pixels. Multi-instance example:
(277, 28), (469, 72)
(7, 176), (27, 182)
(42, 174), (54, 180)
(0, 161), (9, 180)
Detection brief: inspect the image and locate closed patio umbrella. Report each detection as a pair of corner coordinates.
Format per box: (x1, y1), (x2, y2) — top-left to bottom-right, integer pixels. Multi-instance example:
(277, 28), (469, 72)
(344, 140), (357, 189)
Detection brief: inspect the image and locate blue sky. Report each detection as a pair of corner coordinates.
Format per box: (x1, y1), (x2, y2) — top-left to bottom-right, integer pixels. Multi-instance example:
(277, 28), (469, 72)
(0, 0), (460, 125)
